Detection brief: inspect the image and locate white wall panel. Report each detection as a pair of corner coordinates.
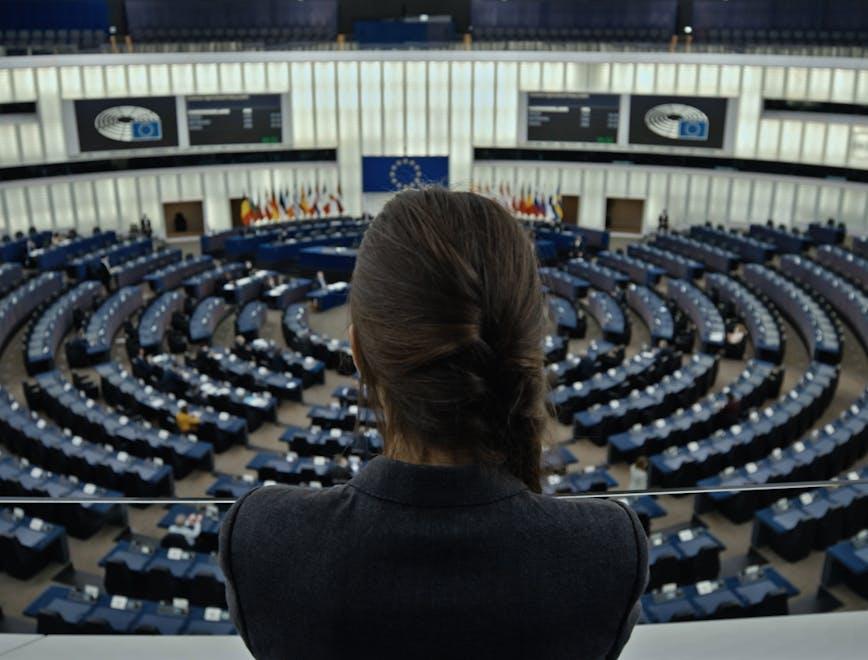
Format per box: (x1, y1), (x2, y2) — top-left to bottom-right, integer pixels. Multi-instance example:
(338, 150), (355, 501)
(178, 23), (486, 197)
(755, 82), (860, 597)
(336, 61), (361, 213)
(841, 188), (867, 234)
(37, 67), (66, 162)
(218, 63), (243, 93)
(472, 61), (495, 146)
(778, 120), (804, 163)
(666, 173), (689, 226)
(806, 68), (832, 102)
(289, 62), (315, 148)
(194, 63), (219, 94)
(719, 65), (741, 96)
(12, 68), (36, 100)
(675, 64), (698, 95)
(707, 176), (730, 224)
(92, 177), (119, 230)
(697, 64), (720, 96)
(817, 185), (840, 221)
(17, 123), (43, 163)
(825, 124), (849, 167)
(147, 64), (171, 95)
(0, 69), (13, 103)
(50, 183), (74, 228)
(518, 62), (541, 91)
(359, 62), (383, 155)
(115, 176), (139, 229)
(81, 65), (105, 98)
(634, 63), (655, 94)
(127, 65), (150, 95)
(405, 62), (428, 154)
(773, 181), (796, 224)
(750, 180), (774, 223)
(72, 180), (96, 228)
(610, 63), (633, 93)
(0, 124), (20, 165)
(800, 122), (826, 164)
(449, 62), (473, 188)
(729, 178), (752, 225)
(655, 63), (676, 93)
(734, 66), (762, 158)
(26, 184), (51, 228)
(494, 62), (518, 147)
(242, 63), (267, 93)
(427, 61), (450, 154)
(265, 62), (289, 92)
(382, 62), (405, 154)
(3, 187), (29, 234)
(686, 174), (710, 222)
(104, 65), (127, 97)
(793, 184), (818, 225)
(313, 62), (338, 146)
(785, 67), (809, 99)
(59, 66), (82, 98)
(202, 170), (229, 231)
(564, 62), (588, 91)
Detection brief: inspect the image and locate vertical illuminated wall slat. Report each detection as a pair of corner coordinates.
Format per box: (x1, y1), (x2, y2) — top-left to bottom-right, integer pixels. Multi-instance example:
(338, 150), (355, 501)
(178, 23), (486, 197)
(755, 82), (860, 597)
(92, 178), (118, 231)
(195, 63), (219, 95)
(427, 61), (450, 155)
(148, 64), (171, 95)
(774, 181), (796, 223)
(104, 65), (128, 97)
(313, 62), (338, 147)
(494, 62), (518, 148)
(336, 61), (361, 215)
(472, 61), (495, 147)
(734, 65), (762, 159)
(405, 61), (428, 155)
(449, 62), (473, 189)
(36, 68), (65, 163)
(290, 62), (315, 149)
(202, 170), (228, 231)
(116, 176), (139, 231)
(218, 63), (243, 93)
(382, 61), (405, 155)
(243, 63), (267, 94)
(359, 62), (383, 156)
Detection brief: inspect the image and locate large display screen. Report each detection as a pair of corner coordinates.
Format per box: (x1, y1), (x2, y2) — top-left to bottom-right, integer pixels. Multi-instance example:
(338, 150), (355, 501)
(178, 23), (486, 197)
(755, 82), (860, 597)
(628, 95), (728, 149)
(74, 96), (179, 152)
(526, 93), (620, 143)
(186, 94), (283, 146)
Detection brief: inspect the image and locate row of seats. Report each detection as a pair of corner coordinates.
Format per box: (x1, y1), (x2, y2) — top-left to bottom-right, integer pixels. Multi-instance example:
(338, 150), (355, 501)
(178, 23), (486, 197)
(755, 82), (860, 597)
(696, 384), (866, 524)
(189, 296), (231, 344)
(549, 346), (681, 424)
(79, 285), (145, 364)
(231, 337), (326, 388)
(235, 300), (267, 340)
(753, 468), (868, 561)
(115, 248), (181, 289)
(586, 289), (630, 344)
(565, 257), (629, 291)
(143, 354), (277, 431)
(627, 243), (704, 280)
(689, 225), (775, 263)
(183, 261), (246, 300)
(610, 359), (780, 465)
(67, 237), (152, 280)
(191, 346), (306, 401)
(813, 245), (868, 294)
(31, 231), (116, 272)
(539, 267), (589, 300)
(779, 255), (868, 351)
(4, 381), (174, 497)
(574, 353), (718, 443)
(652, 233), (739, 273)
(25, 281), (103, 375)
(282, 304), (354, 374)
(597, 250), (664, 287)
(223, 269), (277, 306)
(742, 264), (841, 364)
(625, 284), (674, 345)
(0, 272), (64, 350)
(24, 585), (235, 635)
(666, 279), (726, 352)
(546, 339), (624, 387)
(132, 26), (334, 44)
(0, 450), (125, 538)
(705, 273), (783, 363)
(0, 28), (105, 50)
(651, 362), (839, 490)
(100, 539), (225, 607)
(822, 528), (868, 599)
(138, 290), (185, 352)
(640, 565), (798, 623)
(261, 277), (314, 310)
(145, 255), (214, 294)
(748, 224), (811, 254)
(279, 424), (384, 458)
(648, 525), (725, 591)
(0, 507), (69, 579)
(547, 295), (586, 338)
(29, 367), (212, 478)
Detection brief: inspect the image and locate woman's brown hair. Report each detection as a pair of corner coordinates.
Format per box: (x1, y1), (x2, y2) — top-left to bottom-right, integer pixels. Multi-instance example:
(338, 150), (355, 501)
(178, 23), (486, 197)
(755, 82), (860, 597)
(349, 187), (547, 492)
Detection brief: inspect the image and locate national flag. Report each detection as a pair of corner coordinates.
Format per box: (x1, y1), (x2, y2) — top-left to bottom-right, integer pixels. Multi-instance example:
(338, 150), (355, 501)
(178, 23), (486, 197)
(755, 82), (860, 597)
(329, 192), (344, 215)
(240, 195), (255, 226)
(268, 191), (280, 221)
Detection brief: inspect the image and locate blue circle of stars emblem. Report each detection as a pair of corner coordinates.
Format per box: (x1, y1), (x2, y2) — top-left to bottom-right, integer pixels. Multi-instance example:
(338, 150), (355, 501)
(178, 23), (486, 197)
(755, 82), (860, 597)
(388, 157), (424, 190)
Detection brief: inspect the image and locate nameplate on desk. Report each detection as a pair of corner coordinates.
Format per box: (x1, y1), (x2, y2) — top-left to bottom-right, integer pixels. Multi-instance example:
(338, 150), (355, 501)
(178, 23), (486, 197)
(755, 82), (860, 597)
(204, 607), (223, 622)
(110, 595), (129, 610)
(28, 517), (45, 532)
(677, 529), (695, 543)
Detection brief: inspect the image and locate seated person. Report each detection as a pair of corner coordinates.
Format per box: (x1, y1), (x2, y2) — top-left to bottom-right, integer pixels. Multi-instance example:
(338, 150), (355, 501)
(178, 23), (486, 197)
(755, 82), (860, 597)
(167, 512), (203, 548)
(220, 188), (647, 660)
(175, 405), (200, 434)
(725, 322), (747, 359)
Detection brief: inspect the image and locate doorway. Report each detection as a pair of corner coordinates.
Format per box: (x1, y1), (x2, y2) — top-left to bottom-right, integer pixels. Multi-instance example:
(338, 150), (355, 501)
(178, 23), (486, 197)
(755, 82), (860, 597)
(605, 198), (644, 234)
(163, 201), (205, 238)
(561, 195), (580, 225)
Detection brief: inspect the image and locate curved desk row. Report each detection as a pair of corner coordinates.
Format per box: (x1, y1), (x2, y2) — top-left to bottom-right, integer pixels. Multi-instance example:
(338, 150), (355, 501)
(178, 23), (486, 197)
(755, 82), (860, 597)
(231, 338), (326, 388)
(652, 233), (739, 273)
(0, 272), (64, 351)
(25, 281), (103, 376)
(626, 284), (674, 345)
(547, 295), (586, 338)
(706, 273), (782, 364)
(539, 266), (589, 301)
(146, 256), (214, 294)
(139, 290), (186, 352)
(183, 262), (246, 300)
(689, 225), (774, 263)
(609, 359), (779, 465)
(597, 250), (665, 287)
(82, 285), (145, 363)
(666, 279), (726, 353)
(565, 257), (628, 292)
(742, 264), (841, 364)
(548, 347), (681, 424)
(115, 248), (181, 288)
(627, 243), (703, 280)
(546, 339), (624, 387)
(574, 353), (718, 443)
(586, 289), (630, 344)
(813, 244), (868, 292)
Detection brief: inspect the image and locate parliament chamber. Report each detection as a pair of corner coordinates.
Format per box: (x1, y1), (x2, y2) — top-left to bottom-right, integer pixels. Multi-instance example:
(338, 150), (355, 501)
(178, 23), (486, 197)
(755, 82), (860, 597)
(0, 0), (867, 657)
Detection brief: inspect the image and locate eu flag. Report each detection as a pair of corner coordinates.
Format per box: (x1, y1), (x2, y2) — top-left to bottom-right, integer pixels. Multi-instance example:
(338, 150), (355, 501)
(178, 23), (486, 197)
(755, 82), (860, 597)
(362, 156), (449, 193)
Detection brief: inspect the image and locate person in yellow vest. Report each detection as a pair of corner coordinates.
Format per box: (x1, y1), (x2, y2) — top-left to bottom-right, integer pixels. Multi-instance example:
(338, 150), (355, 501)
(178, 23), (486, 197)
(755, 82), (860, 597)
(175, 405), (200, 434)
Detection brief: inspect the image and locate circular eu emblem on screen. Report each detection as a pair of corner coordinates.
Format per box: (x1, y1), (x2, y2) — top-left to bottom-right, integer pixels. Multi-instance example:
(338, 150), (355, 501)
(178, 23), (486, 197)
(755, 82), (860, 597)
(644, 103), (709, 141)
(94, 105), (163, 143)
(388, 158), (424, 190)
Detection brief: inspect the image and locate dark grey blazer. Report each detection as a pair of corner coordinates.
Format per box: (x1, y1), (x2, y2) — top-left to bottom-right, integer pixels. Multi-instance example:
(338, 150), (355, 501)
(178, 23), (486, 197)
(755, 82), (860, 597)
(220, 456), (648, 660)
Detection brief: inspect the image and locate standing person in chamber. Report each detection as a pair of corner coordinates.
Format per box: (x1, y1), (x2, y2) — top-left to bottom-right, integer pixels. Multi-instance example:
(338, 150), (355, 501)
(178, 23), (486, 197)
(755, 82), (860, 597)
(316, 269), (328, 290)
(220, 188), (648, 660)
(657, 208), (669, 232)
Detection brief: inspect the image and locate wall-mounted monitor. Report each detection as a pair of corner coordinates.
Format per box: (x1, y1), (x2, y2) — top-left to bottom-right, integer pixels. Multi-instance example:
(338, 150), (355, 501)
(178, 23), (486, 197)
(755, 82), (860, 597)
(73, 96), (179, 153)
(628, 95), (728, 149)
(186, 94), (283, 146)
(526, 93), (620, 144)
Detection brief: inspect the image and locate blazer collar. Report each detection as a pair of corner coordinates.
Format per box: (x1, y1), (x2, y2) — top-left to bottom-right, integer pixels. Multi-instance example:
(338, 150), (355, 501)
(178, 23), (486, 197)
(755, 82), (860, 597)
(348, 455), (527, 507)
